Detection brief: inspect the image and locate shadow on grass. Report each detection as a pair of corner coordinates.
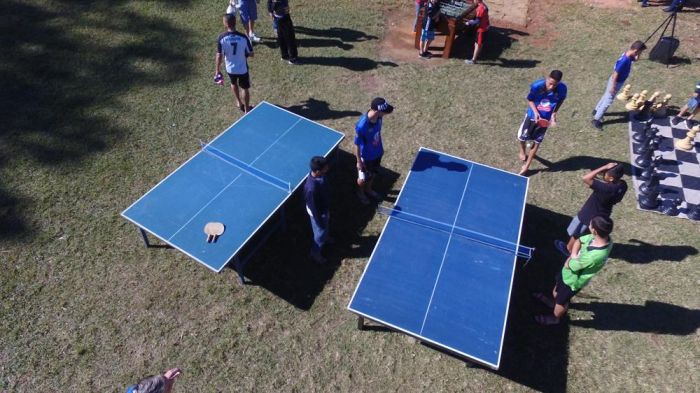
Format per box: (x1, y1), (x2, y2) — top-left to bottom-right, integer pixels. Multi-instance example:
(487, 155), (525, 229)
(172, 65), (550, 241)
(301, 56), (398, 71)
(295, 26), (378, 42)
(283, 98), (362, 121)
(495, 203), (570, 392)
(0, 0), (194, 240)
(240, 149), (399, 310)
(258, 38), (354, 51)
(570, 301), (700, 335)
(611, 239), (698, 263)
(448, 26), (539, 68)
(532, 155), (632, 175)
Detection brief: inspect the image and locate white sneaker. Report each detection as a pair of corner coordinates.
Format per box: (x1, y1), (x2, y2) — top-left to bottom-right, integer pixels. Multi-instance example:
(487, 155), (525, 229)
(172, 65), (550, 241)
(249, 33), (261, 43)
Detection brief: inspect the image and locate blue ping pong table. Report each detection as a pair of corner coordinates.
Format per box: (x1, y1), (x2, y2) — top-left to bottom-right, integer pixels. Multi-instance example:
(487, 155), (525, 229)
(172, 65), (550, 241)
(347, 147), (530, 369)
(121, 102), (344, 281)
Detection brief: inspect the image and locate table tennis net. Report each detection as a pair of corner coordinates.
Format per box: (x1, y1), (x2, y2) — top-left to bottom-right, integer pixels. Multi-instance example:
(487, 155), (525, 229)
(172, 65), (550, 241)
(200, 142), (291, 193)
(377, 205), (532, 259)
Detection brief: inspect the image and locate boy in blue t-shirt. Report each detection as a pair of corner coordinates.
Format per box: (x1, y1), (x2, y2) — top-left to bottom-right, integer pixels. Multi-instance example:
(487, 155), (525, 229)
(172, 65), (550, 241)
(354, 97), (393, 205)
(419, 0), (440, 59)
(517, 70), (567, 176)
(671, 81), (700, 128)
(591, 40), (646, 130)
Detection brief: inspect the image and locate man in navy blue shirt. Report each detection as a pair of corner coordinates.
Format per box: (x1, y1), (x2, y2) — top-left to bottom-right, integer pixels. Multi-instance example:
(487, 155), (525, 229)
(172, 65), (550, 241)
(304, 156), (332, 264)
(591, 41), (646, 130)
(517, 70), (567, 175)
(268, 0), (298, 64)
(355, 97), (393, 204)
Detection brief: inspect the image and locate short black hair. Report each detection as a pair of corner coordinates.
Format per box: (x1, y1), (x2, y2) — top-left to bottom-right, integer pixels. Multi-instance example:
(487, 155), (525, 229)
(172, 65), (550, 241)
(549, 70), (563, 82)
(224, 13), (236, 27)
(590, 216), (613, 238)
(309, 156), (329, 172)
(607, 163), (624, 180)
(630, 40), (647, 51)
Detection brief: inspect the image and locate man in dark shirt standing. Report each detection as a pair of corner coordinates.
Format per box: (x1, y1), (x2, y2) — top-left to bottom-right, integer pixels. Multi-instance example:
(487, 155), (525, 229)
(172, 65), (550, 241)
(268, 0), (298, 64)
(555, 163), (627, 256)
(304, 156), (332, 264)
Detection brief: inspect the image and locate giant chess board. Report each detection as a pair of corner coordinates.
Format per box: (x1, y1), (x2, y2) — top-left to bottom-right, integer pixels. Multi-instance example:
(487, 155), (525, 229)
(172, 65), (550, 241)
(628, 116), (700, 220)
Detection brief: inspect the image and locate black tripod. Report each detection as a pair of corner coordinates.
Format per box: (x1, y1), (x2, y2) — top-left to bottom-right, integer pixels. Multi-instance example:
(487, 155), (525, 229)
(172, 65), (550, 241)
(643, 11), (678, 65)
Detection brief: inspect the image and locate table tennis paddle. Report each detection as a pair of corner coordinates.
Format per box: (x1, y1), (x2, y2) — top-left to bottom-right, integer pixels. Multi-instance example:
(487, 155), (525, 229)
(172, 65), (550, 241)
(536, 118), (550, 128)
(204, 222), (225, 243)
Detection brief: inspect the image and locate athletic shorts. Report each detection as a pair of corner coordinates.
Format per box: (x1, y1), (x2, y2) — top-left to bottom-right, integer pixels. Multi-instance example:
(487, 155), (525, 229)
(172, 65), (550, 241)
(476, 30), (485, 45)
(228, 72), (251, 89)
(517, 115), (548, 144)
(687, 97), (699, 112)
(555, 272), (578, 306)
(421, 29), (435, 41)
(359, 157), (382, 181)
(566, 215), (589, 238)
(239, 0), (258, 23)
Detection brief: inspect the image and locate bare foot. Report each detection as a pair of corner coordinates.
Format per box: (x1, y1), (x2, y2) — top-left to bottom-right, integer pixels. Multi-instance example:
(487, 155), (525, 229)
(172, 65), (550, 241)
(518, 164), (528, 176)
(518, 152), (526, 161)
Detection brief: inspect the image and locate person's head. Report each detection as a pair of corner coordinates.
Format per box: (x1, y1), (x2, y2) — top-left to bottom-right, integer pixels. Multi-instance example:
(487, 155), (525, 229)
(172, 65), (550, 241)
(589, 216), (613, 239)
(223, 13), (236, 30)
(604, 163), (624, 182)
(309, 156), (329, 177)
(628, 40), (647, 60)
(128, 375), (166, 393)
(369, 97), (394, 118)
(545, 70), (563, 91)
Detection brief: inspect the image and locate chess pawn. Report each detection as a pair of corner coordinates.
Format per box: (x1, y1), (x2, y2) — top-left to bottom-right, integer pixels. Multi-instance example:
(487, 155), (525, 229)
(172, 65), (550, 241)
(661, 198), (682, 216)
(626, 93), (641, 111)
(616, 84), (632, 101)
(688, 204), (700, 221)
(638, 90), (648, 102)
(675, 125), (699, 151)
(654, 94), (672, 117)
(648, 91), (661, 104)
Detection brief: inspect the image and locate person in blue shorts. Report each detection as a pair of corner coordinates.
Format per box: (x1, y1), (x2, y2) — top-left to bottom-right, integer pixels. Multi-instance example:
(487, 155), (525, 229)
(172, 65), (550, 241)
(419, 0), (440, 59)
(671, 81), (700, 128)
(237, 0), (261, 42)
(355, 97), (393, 205)
(126, 368), (182, 393)
(591, 40), (646, 130)
(517, 70), (567, 175)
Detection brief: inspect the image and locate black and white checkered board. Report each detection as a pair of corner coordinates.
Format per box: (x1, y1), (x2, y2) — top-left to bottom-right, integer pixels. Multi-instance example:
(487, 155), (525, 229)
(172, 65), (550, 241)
(628, 116), (700, 220)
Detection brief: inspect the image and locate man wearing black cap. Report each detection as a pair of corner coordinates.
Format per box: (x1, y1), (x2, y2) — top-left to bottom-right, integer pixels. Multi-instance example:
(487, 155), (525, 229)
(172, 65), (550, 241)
(354, 97), (393, 205)
(555, 162), (626, 256)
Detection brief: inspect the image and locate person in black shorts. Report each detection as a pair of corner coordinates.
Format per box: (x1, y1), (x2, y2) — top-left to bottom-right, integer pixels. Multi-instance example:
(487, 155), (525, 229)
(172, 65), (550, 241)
(215, 14), (255, 113)
(555, 162), (627, 256)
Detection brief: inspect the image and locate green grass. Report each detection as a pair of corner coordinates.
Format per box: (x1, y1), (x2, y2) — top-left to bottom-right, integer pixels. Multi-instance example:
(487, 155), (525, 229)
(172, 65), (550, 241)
(1, 0), (698, 391)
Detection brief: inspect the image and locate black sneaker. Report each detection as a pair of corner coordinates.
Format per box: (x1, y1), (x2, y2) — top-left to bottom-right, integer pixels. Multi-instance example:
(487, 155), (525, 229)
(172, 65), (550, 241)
(419, 52), (428, 59)
(670, 116), (682, 126)
(591, 109), (597, 117)
(591, 119), (603, 130)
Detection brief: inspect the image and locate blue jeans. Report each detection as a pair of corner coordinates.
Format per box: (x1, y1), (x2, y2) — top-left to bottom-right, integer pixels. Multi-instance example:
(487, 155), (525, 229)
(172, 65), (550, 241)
(309, 213), (329, 253)
(594, 76), (624, 121)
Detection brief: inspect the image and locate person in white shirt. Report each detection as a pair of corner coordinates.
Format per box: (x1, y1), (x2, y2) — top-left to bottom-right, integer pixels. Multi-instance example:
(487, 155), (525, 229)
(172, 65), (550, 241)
(215, 14), (255, 113)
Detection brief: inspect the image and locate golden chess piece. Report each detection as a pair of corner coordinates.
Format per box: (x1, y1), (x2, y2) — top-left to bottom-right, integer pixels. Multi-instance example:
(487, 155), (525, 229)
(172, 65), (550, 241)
(652, 94), (672, 117)
(625, 93), (641, 111)
(616, 84), (632, 102)
(675, 125), (699, 151)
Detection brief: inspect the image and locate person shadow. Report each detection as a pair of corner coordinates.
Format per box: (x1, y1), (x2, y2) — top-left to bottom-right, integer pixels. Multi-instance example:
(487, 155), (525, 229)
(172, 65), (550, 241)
(282, 98), (362, 121)
(300, 56), (398, 71)
(569, 301), (700, 335)
(295, 26), (378, 42)
(239, 149), (400, 310)
(448, 26), (540, 68)
(529, 155), (632, 176)
(610, 239), (698, 263)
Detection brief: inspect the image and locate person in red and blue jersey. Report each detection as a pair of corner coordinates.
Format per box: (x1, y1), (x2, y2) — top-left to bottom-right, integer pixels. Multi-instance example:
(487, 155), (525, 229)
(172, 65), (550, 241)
(355, 97), (393, 205)
(517, 70), (567, 176)
(215, 13), (254, 113)
(591, 41), (646, 130)
(464, 0), (489, 65)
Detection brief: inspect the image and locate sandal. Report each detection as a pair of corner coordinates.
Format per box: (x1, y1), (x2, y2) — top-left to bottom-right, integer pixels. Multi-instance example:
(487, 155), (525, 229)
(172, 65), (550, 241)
(535, 314), (560, 326)
(531, 292), (554, 308)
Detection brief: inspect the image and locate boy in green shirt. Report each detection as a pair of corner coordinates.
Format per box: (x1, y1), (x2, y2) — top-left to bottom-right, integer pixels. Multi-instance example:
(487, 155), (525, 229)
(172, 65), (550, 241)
(533, 216), (614, 325)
